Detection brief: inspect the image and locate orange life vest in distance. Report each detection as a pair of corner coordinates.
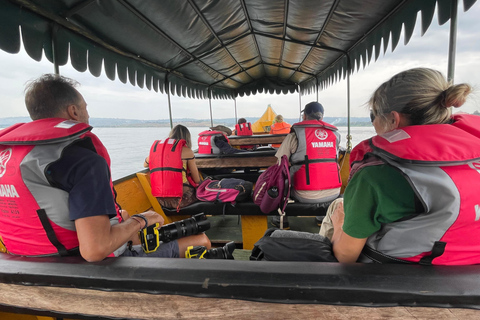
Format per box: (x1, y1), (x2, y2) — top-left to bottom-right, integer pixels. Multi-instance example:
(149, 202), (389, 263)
(270, 122), (291, 147)
(290, 120), (341, 191)
(235, 123), (253, 136)
(149, 138), (186, 197)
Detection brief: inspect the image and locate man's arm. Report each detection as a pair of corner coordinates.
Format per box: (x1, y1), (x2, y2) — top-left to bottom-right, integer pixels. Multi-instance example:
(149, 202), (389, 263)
(75, 210), (164, 262)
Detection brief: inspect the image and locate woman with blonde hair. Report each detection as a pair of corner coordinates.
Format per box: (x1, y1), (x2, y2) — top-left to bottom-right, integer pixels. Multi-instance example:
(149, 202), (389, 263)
(321, 67), (480, 265)
(144, 124), (201, 210)
(270, 114), (292, 148)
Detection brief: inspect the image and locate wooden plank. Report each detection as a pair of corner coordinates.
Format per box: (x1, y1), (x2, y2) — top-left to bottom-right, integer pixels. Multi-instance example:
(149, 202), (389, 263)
(113, 173), (151, 215)
(0, 283), (478, 320)
(196, 155), (277, 169)
(228, 134), (287, 146)
(241, 215), (268, 250)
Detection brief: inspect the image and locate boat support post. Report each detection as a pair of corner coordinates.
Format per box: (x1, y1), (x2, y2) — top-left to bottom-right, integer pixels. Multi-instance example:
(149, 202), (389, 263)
(346, 55), (352, 152)
(51, 24), (60, 75)
(447, 0), (458, 83)
(234, 97), (238, 124)
(208, 87), (213, 127)
(298, 84), (302, 121)
(166, 73), (173, 129)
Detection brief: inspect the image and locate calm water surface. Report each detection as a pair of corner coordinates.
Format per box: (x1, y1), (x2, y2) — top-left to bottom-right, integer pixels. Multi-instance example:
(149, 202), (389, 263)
(92, 126), (376, 181)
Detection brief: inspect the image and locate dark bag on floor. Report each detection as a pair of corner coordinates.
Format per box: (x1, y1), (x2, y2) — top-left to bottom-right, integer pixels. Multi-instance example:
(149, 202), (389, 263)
(250, 228), (337, 262)
(196, 178), (253, 204)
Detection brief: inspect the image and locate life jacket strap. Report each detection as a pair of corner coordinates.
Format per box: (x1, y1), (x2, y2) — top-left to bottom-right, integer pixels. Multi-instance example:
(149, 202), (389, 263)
(37, 209), (79, 257)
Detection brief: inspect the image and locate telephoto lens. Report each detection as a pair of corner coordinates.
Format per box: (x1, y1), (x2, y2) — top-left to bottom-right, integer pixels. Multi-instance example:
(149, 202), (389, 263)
(158, 213), (210, 243)
(204, 241), (236, 259)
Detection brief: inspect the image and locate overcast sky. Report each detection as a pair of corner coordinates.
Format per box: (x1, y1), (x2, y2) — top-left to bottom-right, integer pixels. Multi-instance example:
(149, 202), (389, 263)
(1, 3), (479, 121)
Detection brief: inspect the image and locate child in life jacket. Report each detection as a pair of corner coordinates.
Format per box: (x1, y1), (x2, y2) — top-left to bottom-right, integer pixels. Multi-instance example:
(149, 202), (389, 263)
(144, 125), (201, 210)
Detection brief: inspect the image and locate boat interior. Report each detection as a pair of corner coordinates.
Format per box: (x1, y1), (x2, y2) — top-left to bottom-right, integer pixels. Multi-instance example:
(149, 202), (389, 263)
(1, 0), (480, 319)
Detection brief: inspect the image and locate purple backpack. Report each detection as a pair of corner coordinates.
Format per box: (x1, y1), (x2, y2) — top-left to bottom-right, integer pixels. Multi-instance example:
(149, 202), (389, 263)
(196, 178), (253, 203)
(253, 155), (291, 214)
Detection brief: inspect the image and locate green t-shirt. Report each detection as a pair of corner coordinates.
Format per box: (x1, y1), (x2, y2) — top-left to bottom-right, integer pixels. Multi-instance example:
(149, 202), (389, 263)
(342, 164), (423, 239)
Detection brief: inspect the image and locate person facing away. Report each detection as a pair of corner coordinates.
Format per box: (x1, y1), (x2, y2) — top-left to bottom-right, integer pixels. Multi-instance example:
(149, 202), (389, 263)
(144, 125), (201, 210)
(273, 102), (342, 229)
(269, 114), (292, 148)
(234, 118), (254, 150)
(233, 118), (253, 136)
(0, 74), (210, 262)
(321, 67), (480, 265)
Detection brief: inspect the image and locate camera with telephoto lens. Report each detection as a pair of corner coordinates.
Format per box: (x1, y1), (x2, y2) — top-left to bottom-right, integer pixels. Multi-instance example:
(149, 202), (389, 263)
(186, 241), (236, 260)
(140, 213), (210, 253)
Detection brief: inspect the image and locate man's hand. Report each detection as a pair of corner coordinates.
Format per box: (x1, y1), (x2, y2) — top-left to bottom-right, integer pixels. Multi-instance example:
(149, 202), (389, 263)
(75, 210), (165, 262)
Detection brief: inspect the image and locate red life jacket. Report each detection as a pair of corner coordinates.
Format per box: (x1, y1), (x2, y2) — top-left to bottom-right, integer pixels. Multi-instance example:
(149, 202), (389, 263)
(149, 138), (187, 197)
(235, 123), (253, 136)
(235, 123), (253, 149)
(290, 120), (341, 191)
(270, 122), (291, 147)
(350, 114), (480, 265)
(198, 130), (229, 154)
(0, 118), (121, 257)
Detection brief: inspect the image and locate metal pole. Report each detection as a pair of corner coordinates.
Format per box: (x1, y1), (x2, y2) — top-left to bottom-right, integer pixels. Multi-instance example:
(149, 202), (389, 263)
(447, 0), (458, 83)
(298, 85), (302, 121)
(234, 97), (238, 124)
(346, 58), (352, 151)
(52, 25), (59, 75)
(316, 78), (319, 102)
(208, 88), (213, 127)
(166, 74), (173, 129)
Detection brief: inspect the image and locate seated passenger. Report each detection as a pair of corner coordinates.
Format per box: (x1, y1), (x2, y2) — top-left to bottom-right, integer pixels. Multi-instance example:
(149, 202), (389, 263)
(233, 118), (253, 136)
(269, 114), (292, 148)
(273, 102), (342, 229)
(0, 74), (210, 262)
(144, 125), (201, 210)
(321, 68), (479, 265)
(234, 118), (254, 150)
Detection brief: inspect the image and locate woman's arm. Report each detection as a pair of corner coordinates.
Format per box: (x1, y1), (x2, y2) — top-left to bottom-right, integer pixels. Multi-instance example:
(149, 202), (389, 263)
(143, 156), (149, 168)
(183, 147), (201, 184)
(330, 202), (367, 263)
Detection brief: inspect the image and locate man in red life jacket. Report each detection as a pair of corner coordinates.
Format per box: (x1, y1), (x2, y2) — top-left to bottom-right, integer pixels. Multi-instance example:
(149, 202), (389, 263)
(0, 74), (210, 261)
(234, 118), (255, 150)
(273, 102), (341, 229)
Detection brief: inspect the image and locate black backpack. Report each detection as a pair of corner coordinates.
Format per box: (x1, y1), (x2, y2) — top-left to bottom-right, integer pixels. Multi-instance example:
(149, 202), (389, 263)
(250, 228), (338, 262)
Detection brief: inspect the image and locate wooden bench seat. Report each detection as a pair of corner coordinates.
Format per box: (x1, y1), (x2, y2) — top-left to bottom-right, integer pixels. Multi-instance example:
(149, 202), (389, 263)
(195, 149), (277, 171)
(228, 133), (287, 147)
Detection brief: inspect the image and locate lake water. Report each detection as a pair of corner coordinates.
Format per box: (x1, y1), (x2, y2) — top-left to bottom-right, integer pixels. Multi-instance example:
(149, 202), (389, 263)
(92, 126), (376, 181)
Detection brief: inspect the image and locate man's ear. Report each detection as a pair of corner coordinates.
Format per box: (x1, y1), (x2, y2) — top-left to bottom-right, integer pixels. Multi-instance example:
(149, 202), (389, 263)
(66, 104), (79, 121)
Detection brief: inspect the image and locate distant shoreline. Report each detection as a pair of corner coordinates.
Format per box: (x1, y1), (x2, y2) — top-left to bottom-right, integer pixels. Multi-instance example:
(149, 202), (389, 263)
(0, 116), (374, 128)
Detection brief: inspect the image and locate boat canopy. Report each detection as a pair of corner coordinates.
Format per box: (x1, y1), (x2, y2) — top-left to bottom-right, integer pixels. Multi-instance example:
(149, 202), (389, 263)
(0, 0), (477, 100)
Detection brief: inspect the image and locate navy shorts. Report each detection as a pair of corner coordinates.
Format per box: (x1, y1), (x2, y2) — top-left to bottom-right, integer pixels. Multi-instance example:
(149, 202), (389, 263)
(121, 240), (180, 258)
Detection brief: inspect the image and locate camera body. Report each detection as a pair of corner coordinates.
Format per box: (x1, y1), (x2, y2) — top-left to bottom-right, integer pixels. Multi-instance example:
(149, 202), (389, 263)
(140, 213), (210, 253)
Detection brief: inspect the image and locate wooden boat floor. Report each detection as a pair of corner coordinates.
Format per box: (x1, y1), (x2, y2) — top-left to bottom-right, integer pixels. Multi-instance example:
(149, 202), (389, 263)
(1, 282), (479, 320)
(205, 215), (320, 249)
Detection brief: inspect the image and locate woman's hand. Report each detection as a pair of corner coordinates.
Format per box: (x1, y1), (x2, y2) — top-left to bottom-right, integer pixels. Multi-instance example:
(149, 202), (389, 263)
(331, 201), (345, 231)
(330, 201), (367, 263)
